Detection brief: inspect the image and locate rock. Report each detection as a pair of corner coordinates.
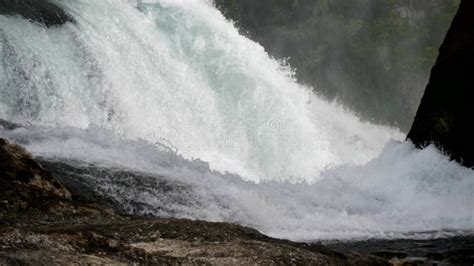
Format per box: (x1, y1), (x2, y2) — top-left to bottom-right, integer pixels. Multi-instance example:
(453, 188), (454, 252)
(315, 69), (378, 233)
(0, 0), (73, 27)
(0, 138), (71, 201)
(0, 139), (388, 265)
(407, 0), (474, 167)
(0, 219), (388, 265)
(327, 237), (474, 265)
(0, 119), (22, 130)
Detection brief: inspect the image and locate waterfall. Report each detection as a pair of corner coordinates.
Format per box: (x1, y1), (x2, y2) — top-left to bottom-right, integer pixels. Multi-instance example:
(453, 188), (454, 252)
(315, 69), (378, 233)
(0, 0), (473, 241)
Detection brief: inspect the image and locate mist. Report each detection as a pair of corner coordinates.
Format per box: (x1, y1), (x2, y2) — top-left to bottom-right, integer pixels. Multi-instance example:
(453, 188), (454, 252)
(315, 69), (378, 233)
(1, 1), (474, 263)
(215, 0), (459, 131)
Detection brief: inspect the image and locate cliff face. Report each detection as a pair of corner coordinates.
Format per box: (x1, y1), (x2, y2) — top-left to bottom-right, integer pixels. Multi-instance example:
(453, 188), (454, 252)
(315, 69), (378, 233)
(407, 0), (474, 167)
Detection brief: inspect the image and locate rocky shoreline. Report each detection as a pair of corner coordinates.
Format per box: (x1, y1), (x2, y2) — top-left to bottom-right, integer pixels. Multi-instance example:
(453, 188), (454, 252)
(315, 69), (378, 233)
(1, 117), (473, 265)
(0, 136), (389, 265)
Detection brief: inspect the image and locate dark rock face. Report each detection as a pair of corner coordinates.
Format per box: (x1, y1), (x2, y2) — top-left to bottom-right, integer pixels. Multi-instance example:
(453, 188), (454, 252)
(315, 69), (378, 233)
(0, 138), (71, 203)
(0, 0), (73, 27)
(407, 0), (474, 167)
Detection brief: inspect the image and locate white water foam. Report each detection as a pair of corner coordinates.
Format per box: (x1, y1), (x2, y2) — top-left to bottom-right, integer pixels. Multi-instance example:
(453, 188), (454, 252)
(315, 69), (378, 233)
(3, 125), (474, 241)
(0, 0), (473, 240)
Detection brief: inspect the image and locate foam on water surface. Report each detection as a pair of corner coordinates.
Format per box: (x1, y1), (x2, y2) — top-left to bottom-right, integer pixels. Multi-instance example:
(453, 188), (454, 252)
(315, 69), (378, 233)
(0, 0), (473, 240)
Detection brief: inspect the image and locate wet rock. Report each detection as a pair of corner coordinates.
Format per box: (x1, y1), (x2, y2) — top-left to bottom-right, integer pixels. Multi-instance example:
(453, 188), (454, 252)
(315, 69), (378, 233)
(0, 138), (71, 201)
(0, 119), (21, 130)
(407, 0), (474, 167)
(0, 219), (388, 265)
(327, 237), (474, 265)
(0, 0), (73, 27)
(0, 140), (388, 265)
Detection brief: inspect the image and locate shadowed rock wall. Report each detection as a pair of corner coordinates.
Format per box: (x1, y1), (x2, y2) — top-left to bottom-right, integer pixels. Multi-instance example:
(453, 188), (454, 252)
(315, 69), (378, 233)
(407, 0), (474, 167)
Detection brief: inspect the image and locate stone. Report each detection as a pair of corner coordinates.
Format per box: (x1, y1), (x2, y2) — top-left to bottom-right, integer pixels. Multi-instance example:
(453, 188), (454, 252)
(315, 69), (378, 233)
(407, 0), (474, 167)
(0, 0), (73, 27)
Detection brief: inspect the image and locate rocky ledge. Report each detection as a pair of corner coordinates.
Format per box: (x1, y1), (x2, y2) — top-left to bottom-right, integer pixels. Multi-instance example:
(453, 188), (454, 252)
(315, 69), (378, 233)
(0, 137), (387, 265)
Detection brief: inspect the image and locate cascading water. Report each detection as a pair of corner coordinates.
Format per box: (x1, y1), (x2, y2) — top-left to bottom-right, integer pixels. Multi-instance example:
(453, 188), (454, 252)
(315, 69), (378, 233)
(0, 0), (473, 241)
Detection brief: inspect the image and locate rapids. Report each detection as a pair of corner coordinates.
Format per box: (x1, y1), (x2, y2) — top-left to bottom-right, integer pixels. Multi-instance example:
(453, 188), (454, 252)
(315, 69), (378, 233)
(0, 0), (473, 241)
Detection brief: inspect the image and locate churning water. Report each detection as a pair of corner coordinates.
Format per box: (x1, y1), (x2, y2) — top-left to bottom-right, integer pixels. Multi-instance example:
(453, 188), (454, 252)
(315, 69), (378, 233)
(0, 0), (473, 241)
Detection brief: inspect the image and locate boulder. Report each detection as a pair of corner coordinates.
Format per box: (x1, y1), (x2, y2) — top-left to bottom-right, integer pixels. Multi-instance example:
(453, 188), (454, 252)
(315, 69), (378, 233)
(0, 138), (71, 201)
